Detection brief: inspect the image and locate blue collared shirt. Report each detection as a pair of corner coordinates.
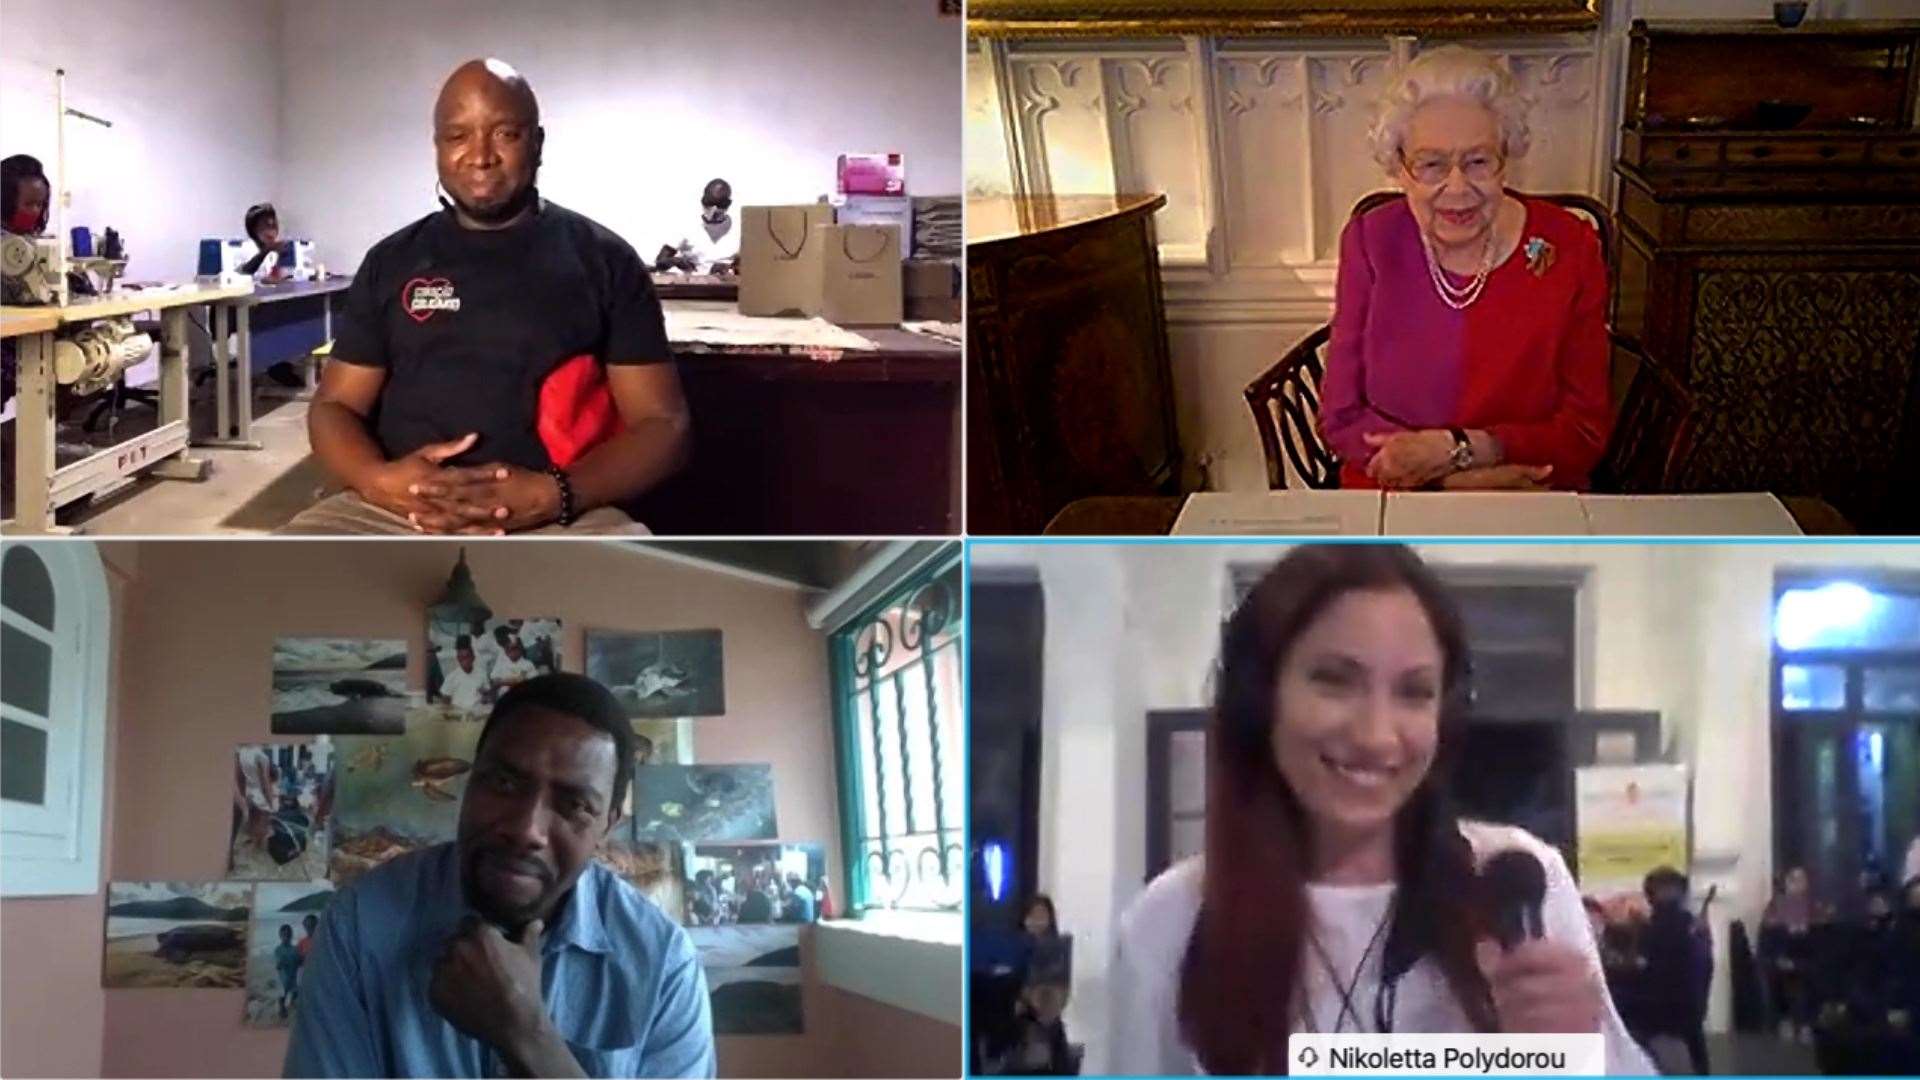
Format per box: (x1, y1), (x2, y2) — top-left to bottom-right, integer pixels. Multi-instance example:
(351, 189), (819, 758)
(284, 842), (713, 1078)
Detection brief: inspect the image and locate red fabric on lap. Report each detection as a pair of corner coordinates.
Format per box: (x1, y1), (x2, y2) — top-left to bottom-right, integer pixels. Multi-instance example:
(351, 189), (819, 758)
(538, 353), (620, 469)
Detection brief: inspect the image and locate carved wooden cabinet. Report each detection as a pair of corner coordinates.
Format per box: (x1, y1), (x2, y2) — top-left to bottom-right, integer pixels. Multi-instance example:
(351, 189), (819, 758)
(1612, 19), (1920, 533)
(966, 194), (1181, 535)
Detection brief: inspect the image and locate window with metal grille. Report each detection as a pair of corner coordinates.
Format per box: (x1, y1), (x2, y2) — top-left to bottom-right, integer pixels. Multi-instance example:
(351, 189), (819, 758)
(830, 553), (964, 913)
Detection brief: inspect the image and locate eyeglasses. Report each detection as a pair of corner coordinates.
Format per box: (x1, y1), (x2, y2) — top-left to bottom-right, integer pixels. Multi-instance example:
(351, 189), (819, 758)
(1400, 149), (1504, 186)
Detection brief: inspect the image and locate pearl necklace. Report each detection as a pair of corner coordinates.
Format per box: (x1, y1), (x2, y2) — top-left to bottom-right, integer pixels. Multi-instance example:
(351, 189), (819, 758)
(1420, 221), (1495, 310)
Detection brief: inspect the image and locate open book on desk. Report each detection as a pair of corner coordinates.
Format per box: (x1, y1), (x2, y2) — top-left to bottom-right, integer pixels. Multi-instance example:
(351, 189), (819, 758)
(1172, 491), (1383, 535)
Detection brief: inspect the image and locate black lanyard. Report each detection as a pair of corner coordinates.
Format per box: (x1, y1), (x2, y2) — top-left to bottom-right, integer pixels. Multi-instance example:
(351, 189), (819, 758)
(1302, 902), (1394, 1034)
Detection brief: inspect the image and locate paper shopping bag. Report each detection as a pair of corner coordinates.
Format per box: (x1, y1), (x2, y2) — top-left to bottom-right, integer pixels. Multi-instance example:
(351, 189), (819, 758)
(738, 204), (834, 317)
(816, 223), (902, 327)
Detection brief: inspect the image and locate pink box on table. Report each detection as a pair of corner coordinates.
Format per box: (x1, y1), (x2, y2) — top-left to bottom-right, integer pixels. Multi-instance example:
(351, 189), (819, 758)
(837, 153), (905, 196)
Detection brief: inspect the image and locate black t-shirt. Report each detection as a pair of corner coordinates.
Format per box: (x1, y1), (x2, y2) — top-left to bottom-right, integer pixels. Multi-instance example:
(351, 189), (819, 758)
(332, 200), (672, 471)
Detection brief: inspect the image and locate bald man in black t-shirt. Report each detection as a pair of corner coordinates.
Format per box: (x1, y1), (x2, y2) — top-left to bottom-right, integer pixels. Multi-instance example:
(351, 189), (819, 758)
(282, 58), (690, 535)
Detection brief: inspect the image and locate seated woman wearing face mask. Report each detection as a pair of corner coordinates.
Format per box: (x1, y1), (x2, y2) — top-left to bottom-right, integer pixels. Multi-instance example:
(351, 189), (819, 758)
(1105, 545), (1653, 1075)
(2, 154), (50, 237)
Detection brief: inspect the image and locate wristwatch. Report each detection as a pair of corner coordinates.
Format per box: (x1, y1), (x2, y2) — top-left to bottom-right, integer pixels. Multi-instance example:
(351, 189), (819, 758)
(1448, 428), (1474, 472)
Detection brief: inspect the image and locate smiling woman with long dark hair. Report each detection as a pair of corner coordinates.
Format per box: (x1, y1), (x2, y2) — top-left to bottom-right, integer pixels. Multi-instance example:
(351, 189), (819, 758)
(1105, 545), (1653, 1074)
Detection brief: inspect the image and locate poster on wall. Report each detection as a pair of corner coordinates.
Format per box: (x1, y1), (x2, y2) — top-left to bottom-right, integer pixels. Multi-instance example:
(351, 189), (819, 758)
(601, 837), (689, 925)
(621, 719), (696, 822)
(688, 923), (804, 1035)
(1574, 763), (1690, 901)
(631, 764), (777, 844)
(228, 741), (335, 881)
(633, 719), (694, 767)
(684, 843), (826, 926)
(243, 882), (334, 1027)
(585, 629), (726, 719)
(420, 617), (564, 722)
(329, 721), (482, 886)
(103, 881), (252, 988)
(271, 638), (409, 735)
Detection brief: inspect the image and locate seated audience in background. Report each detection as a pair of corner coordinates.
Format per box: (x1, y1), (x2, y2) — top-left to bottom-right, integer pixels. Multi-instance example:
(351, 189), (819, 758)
(1020, 893), (1074, 996)
(980, 974), (1077, 1076)
(1318, 46), (1611, 493)
(242, 202), (288, 281)
(1812, 884), (1919, 1074)
(1761, 865), (1824, 1045)
(1905, 835), (1920, 887)
(286, 57), (689, 536)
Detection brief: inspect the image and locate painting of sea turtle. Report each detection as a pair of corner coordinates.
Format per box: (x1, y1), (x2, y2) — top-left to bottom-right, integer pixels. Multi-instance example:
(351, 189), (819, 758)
(631, 765), (776, 844)
(104, 882), (251, 988)
(585, 629), (725, 720)
(330, 721), (481, 886)
(411, 757), (472, 801)
(271, 637), (409, 735)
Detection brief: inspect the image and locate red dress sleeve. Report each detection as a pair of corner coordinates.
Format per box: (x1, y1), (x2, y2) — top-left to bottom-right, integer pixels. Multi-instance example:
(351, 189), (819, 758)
(1319, 214), (1409, 470)
(1485, 222), (1613, 488)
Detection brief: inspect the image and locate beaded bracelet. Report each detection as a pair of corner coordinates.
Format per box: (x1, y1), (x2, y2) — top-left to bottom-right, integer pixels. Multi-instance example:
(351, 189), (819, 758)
(545, 466), (576, 528)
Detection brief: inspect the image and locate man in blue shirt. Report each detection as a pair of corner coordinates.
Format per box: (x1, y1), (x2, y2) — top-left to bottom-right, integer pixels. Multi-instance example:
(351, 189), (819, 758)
(285, 674), (714, 1078)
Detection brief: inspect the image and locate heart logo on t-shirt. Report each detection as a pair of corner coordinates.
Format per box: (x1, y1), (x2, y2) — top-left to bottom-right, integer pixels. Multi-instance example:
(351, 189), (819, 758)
(401, 276), (461, 323)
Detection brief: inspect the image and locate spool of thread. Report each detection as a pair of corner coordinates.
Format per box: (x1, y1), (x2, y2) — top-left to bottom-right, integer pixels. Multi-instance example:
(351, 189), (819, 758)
(70, 225), (93, 257)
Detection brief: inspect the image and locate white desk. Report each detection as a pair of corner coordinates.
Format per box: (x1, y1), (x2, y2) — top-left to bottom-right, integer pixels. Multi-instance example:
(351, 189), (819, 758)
(2, 283), (252, 534)
(1171, 491), (1805, 536)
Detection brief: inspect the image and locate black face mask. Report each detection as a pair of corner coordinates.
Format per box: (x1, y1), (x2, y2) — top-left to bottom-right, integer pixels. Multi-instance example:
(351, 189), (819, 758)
(445, 181), (540, 226)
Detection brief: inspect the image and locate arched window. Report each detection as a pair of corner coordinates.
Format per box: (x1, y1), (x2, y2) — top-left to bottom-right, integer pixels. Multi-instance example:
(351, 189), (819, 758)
(2, 542), (111, 896)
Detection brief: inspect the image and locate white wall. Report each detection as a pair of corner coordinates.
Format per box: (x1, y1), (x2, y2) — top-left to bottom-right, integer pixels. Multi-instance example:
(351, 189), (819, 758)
(277, 0), (963, 275)
(0, 0), (283, 281)
(970, 541), (1920, 1047)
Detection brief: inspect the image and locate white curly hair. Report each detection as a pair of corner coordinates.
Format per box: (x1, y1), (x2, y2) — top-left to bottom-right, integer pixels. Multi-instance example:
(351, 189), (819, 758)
(1368, 45), (1532, 176)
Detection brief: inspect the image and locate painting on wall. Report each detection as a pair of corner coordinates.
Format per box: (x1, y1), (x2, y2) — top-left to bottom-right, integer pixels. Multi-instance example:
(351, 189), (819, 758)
(585, 629), (726, 719)
(329, 719), (481, 886)
(243, 882), (334, 1027)
(632, 718), (694, 768)
(620, 718), (695, 822)
(600, 837), (689, 925)
(689, 923), (804, 1035)
(103, 881), (252, 988)
(685, 843), (826, 926)
(228, 741), (335, 881)
(271, 638), (409, 735)
(631, 765), (777, 844)
(420, 617), (563, 722)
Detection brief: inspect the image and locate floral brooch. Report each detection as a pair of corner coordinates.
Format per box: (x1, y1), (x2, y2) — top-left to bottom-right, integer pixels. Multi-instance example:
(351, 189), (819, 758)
(1524, 236), (1556, 277)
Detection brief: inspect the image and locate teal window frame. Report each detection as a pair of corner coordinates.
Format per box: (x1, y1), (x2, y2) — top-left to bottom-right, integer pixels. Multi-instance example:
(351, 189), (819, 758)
(829, 548), (964, 914)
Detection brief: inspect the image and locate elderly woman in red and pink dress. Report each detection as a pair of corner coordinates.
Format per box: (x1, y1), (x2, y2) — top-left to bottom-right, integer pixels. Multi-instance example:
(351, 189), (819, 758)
(1318, 46), (1612, 492)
